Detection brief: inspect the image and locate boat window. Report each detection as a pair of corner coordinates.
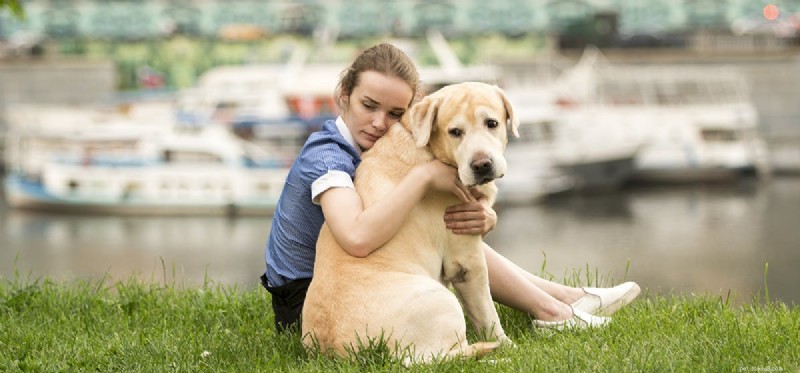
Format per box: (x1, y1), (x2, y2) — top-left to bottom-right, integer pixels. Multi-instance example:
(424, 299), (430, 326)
(512, 121), (554, 143)
(598, 80), (643, 105)
(701, 129), (739, 142)
(163, 150), (223, 164)
(597, 68), (746, 106)
(123, 183), (140, 199)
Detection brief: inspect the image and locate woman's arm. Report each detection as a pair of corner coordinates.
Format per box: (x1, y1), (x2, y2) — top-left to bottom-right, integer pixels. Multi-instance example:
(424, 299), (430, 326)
(318, 160), (469, 258)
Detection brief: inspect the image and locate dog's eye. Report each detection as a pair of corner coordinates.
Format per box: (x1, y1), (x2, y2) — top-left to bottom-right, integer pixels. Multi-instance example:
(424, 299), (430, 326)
(448, 128), (463, 138)
(486, 119), (499, 129)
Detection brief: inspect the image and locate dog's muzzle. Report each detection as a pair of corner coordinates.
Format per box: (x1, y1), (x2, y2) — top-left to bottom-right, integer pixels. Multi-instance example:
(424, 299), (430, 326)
(471, 156), (499, 185)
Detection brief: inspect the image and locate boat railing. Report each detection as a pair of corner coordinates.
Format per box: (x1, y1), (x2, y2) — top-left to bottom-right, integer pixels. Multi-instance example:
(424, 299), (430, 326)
(595, 65), (751, 106)
(41, 162), (288, 201)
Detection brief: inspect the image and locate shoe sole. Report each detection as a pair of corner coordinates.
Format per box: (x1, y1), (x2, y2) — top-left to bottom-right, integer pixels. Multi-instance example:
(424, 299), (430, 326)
(596, 283), (641, 316)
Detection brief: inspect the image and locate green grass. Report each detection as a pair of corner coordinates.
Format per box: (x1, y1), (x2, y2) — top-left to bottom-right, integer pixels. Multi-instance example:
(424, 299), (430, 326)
(1, 273), (798, 372)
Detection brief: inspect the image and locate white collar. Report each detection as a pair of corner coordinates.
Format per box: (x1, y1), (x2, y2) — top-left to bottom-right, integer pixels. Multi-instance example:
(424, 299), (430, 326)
(335, 116), (361, 155)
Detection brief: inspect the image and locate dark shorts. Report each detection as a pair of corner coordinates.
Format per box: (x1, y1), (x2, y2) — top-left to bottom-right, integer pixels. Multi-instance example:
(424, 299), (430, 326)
(260, 273), (311, 333)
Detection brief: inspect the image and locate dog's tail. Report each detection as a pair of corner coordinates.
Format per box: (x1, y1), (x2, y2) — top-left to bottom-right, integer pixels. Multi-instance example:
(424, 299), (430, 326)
(402, 341), (503, 366)
(447, 341), (502, 360)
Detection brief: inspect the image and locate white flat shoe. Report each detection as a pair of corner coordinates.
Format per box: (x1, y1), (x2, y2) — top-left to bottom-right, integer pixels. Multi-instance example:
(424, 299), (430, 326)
(571, 281), (641, 316)
(532, 307), (610, 331)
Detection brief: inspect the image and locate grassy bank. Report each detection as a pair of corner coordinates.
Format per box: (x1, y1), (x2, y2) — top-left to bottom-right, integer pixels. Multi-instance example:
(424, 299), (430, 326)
(1, 275), (798, 372)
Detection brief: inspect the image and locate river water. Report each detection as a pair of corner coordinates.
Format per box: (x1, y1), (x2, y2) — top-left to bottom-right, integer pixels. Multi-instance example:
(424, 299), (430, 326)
(2, 176), (799, 305)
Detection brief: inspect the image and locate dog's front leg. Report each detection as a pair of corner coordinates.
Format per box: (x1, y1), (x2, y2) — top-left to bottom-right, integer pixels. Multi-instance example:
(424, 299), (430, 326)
(443, 238), (509, 344)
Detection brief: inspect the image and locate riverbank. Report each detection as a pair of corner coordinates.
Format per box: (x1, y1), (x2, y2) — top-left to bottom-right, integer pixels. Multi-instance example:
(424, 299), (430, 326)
(1, 275), (797, 372)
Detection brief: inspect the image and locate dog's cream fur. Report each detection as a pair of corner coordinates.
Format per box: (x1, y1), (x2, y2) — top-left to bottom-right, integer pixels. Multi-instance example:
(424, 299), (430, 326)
(301, 82), (519, 363)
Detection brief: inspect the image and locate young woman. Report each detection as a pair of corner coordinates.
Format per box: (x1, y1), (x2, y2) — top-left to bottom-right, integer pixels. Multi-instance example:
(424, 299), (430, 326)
(261, 43), (639, 332)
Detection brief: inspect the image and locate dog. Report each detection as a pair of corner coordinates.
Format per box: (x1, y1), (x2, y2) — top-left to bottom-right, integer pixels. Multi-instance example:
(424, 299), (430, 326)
(301, 82), (519, 364)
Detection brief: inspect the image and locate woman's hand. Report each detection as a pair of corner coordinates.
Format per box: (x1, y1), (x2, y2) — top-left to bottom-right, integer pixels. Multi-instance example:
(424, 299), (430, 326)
(417, 160), (496, 235)
(419, 160), (472, 203)
(444, 191), (497, 236)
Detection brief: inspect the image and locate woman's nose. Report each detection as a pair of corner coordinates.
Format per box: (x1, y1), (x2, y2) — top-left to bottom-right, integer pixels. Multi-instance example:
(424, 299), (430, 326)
(371, 112), (388, 129)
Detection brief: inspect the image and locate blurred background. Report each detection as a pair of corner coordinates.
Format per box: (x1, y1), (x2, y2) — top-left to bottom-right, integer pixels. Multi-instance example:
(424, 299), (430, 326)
(1, 0), (798, 306)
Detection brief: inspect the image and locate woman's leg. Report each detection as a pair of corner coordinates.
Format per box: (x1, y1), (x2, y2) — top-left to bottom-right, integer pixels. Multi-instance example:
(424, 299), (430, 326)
(483, 243), (579, 321)
(484, 245), (587, 304)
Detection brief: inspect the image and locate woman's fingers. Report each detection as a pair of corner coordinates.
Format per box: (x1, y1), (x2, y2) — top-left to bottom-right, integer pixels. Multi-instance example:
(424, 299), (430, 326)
(444, 200), (496, 235)
(454, 179), (476, 203)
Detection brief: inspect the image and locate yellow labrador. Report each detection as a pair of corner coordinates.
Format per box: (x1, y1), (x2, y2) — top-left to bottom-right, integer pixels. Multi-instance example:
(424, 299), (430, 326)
(302, 82), (519, 364)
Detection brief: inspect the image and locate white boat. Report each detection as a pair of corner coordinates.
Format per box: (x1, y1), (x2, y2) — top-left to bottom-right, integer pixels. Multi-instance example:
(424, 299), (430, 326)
(550, 48), (770, 182)
(496, 113), (639, 199)
(174, 60), (341, 159)
(495, 143), (575, 204)
(3, 108), (291, 216)
(500, 53), (641, 197)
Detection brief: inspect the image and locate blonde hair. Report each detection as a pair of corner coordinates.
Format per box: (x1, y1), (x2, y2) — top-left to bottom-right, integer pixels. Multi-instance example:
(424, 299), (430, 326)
(335, 43), (419, 111)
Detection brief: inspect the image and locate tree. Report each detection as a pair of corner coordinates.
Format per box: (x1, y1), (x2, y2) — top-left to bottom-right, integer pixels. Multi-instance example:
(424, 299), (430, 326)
(1, 0), (24, 19)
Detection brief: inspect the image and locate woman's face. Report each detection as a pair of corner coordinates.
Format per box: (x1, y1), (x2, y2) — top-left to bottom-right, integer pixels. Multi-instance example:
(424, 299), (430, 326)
(340, 70), (414, 151)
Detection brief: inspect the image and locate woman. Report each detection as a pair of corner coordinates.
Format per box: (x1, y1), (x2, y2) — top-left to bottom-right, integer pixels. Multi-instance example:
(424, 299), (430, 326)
(261, 43), (639, 332)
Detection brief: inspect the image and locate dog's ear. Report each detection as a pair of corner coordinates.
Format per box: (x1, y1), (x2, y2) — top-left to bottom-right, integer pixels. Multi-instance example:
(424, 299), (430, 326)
(496, 86), (520, 138)
(408, 93), (442, 147)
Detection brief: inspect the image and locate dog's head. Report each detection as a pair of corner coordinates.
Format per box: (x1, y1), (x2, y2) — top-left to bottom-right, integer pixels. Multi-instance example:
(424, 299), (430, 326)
(405, 82), (519, 187)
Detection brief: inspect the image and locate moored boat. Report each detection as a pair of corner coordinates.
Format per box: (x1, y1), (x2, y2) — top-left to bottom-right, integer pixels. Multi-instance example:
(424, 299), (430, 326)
(552, 48), (771, 182)
(3, 110), (291, 216)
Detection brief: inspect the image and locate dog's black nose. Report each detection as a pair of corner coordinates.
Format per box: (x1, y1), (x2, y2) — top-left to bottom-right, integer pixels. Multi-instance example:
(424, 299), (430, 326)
(471, 157), (493, 176)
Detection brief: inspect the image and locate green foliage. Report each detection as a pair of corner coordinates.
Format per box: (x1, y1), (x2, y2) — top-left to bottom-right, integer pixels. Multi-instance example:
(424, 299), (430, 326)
(1, 274), (798, 372)
(0, 0), (24, 19)
(57, 34), (549, 91)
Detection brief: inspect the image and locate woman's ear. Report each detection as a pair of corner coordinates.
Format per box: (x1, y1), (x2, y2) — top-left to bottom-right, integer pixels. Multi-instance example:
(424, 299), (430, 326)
(408, 94), (441, 148)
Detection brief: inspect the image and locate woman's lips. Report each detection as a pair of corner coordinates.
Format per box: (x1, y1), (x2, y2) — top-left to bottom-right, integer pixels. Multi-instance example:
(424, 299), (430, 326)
(363, 132), (380, 143)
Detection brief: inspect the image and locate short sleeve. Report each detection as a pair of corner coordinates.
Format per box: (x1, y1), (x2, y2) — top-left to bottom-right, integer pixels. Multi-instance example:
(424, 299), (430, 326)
(295, 133), (359, 205)
(311, 170), (355, 204)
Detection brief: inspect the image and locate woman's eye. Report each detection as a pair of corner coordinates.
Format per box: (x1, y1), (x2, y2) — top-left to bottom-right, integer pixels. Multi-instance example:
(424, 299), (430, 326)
(448, 128), (463, 138)
(389, 111), (404, 119)
(486, 119), (499, 129)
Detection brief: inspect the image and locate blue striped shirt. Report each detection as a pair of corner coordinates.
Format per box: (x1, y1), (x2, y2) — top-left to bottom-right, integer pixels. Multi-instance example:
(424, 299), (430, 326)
(264, 119), (361, 287)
